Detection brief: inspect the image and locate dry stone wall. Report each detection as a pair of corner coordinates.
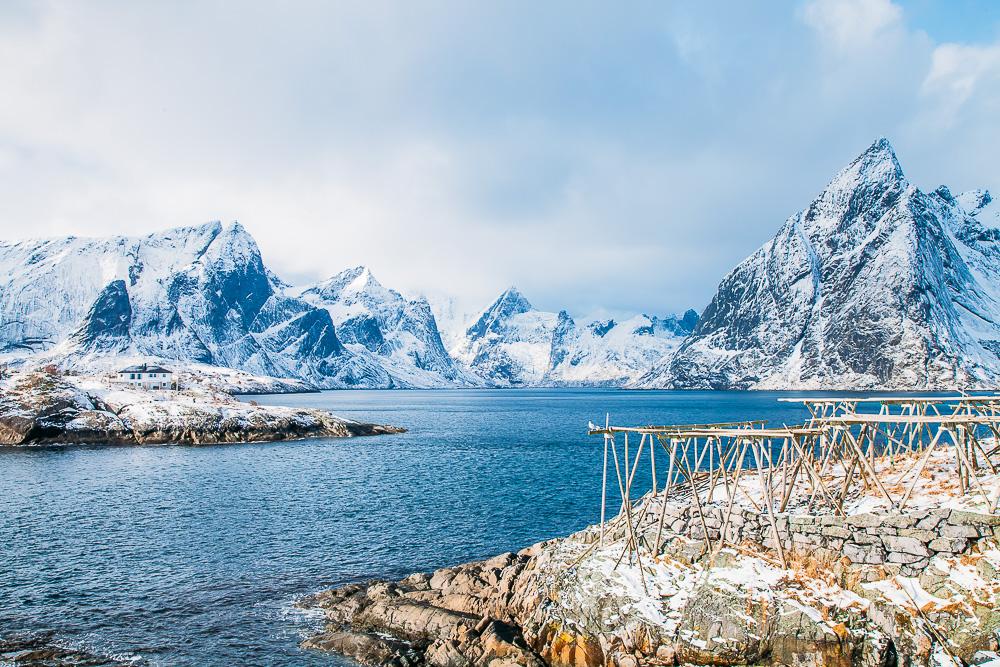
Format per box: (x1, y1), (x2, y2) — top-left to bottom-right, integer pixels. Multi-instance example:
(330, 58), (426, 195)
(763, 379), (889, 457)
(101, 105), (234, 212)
(649, 501), (1000, 576)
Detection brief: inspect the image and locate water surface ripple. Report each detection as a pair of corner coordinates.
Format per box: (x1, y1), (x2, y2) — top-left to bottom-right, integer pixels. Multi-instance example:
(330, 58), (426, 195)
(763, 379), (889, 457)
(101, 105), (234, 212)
(2, 389), (840, 665)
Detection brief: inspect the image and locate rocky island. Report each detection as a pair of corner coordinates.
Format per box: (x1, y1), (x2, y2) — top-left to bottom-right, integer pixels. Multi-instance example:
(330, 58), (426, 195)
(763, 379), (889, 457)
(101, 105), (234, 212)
(0, 370), (403, 446)
(300, 408), (1000, 667)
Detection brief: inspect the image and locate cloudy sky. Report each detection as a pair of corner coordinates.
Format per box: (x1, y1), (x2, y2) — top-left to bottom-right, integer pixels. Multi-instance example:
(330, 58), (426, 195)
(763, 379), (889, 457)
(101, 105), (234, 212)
(1, 1), (999, 318)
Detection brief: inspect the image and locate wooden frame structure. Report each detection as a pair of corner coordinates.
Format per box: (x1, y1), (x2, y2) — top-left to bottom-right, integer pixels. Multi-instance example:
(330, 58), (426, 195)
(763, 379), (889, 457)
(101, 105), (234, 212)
(590, 395), (1000, 571)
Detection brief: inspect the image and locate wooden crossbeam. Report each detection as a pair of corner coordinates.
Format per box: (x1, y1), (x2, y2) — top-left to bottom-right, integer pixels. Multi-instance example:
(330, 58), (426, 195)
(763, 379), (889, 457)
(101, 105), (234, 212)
(593, 399), (1000, 566)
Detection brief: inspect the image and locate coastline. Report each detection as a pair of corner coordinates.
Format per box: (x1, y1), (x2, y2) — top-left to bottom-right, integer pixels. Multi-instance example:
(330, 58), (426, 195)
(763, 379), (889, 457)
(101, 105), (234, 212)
(0, 371), (403, 447)
(300, 447), (1000, 667)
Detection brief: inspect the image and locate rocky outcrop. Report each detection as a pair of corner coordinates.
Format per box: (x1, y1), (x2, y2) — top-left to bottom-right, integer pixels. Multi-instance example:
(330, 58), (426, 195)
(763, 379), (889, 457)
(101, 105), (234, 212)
(300, 551), (548, 667)
(302, 500), (1000, 667)
(0, 371), (403, 446)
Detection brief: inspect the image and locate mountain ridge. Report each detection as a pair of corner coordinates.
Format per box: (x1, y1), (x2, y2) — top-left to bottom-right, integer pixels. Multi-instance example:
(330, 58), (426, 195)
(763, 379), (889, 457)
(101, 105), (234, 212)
(0, 224), (693, 389)
(635, 138), (1000, 390)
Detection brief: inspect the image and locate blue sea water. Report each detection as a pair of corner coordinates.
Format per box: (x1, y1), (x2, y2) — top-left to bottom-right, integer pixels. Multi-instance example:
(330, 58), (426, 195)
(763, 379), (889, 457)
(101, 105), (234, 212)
(2, 389), (841, 665)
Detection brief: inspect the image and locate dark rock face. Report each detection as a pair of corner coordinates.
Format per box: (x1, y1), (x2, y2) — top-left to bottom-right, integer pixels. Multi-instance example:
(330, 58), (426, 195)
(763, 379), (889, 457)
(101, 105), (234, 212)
(588, 319), (616, 338)
(338, 314), (388, 352)
(632, 311), (700, 338)
(640, 138), (1000, 390)
(465, 287), (533, 341)
(0, 633), (138, 666)
(548, 311), (575, 369)
(72, 280), (132, 352)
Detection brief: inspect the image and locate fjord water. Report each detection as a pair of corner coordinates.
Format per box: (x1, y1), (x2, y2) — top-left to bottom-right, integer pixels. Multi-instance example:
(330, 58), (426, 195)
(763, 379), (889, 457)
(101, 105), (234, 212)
(2, 389), (825, 666)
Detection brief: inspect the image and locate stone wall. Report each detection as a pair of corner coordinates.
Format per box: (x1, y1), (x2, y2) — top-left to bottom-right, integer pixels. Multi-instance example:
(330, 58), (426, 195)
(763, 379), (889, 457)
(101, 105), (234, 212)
(646, 501), (1000, 576)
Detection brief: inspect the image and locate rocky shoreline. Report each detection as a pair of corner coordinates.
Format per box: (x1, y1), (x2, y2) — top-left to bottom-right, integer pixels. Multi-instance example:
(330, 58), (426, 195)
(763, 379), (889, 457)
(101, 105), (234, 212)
(300, 453), (1000, 667)
(0, 633), (139, 666)
(0, 371), (403, 446)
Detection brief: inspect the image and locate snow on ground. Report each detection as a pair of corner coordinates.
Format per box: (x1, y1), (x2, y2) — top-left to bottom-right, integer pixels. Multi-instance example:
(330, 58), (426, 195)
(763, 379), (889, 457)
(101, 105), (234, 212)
(658, 445), (1000, 518)
(0, 370), (393, 445)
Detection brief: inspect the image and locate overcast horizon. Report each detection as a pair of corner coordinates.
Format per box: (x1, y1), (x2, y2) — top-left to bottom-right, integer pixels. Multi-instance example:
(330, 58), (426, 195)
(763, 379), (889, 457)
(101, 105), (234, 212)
(2, 0), (1000, 318)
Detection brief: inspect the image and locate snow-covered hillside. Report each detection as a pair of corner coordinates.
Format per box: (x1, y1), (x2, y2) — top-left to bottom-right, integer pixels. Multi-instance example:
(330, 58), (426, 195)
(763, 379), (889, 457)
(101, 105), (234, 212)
(297, 267), (477, 387)
(547, 310), (698, 386)
(445, 288), (697, 386)
(0, 223), (437, 388)
(636, 137), (1000, 390)
(0, 224), (691, 389)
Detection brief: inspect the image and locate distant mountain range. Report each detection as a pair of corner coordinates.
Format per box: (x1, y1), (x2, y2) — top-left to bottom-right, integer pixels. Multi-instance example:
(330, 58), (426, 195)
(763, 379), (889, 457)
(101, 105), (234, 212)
(2, 137), (999, 390)
(0, 222), (693, 388)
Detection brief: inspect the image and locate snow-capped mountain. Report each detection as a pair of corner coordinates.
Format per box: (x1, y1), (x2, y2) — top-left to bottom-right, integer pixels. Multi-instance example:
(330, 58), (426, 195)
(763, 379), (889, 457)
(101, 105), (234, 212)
(547, 310), (698, 386)
(637, 138), (1000, 390)
(447, 287), (697, 386)
(0, 222), (694, 389)
(449, 288), (559, 386)
(0, 222), (373, 387)
(0, 222), (457, 388)
(297, 267), (475, 387)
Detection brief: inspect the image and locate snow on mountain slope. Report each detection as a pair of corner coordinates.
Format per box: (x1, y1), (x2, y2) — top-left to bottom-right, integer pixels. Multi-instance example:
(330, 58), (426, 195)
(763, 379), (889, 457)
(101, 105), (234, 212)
(448, 287), (696, 386)
(449, 288), (557, 386)
(297, 267), (477, 387)
(547, 310), (698, 386)
(0, 223), (414, 388)
(426, 294), (471, 355)
(636, 137), (1000, 390)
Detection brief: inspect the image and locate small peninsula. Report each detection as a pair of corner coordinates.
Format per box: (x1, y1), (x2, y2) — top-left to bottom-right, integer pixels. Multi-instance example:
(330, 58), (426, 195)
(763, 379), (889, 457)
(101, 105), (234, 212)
(0, 370), (403, 446)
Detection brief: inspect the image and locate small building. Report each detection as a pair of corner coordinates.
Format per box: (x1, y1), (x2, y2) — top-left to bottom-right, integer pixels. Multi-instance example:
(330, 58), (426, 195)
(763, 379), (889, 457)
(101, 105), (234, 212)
(116, 363), (174, 390)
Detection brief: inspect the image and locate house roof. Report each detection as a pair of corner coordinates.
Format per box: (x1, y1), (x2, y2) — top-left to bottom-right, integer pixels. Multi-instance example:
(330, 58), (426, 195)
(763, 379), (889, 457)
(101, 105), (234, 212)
(118, 364), (172, 374)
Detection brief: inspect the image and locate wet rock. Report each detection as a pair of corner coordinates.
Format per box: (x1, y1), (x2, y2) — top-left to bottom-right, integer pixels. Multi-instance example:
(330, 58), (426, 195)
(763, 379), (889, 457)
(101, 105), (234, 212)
(0, 633), (139, 667)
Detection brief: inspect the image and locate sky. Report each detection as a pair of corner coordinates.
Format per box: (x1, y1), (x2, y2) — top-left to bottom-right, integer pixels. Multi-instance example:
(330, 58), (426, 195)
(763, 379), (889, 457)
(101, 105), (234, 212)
(1, 1), (1000, 319)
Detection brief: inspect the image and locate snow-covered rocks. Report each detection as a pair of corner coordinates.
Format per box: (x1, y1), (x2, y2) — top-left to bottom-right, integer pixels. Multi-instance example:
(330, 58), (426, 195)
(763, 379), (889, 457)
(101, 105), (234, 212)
(0, 371), (402, 446)
(301, 515), (1000, 667)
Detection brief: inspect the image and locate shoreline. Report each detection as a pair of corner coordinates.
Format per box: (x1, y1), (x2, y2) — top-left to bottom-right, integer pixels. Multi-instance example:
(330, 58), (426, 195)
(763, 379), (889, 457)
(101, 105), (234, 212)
(300, 446), (1000, 667)
(0, 371), (404, 447)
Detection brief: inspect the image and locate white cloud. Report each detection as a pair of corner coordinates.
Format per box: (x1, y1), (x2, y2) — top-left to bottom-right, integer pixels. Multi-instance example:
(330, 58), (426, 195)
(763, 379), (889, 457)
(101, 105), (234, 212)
(799, 0), (904, 51)
(0, 1), (997, 317)
(922, 42), (1000, 123)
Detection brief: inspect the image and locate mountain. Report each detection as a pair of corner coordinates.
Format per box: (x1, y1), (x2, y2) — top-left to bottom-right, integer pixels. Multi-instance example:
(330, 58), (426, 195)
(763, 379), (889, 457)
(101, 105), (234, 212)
(449, 288), (559, 386)
(0, 222), (451, 388)
(547, 310), (698, 386)
(447, 288), (696, 386)
(297, 267), (476, 387)
(636, 138), (1000, 390)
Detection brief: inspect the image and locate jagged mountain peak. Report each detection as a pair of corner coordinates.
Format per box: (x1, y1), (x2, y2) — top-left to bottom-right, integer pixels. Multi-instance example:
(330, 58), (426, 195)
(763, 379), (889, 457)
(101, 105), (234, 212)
(303, 265), (392, 304)
(858, 136), (900, 168)
(496, 286), (532, 310)
(956, 189), (993, 216)
(466, 287), (535, 340)
(639, 136), (1000, 390)
(807, 137), (907, 222)
(496, 286), (535, 314)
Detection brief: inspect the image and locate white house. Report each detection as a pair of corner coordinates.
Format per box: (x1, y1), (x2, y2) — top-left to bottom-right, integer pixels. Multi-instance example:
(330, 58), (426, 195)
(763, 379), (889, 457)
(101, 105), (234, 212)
(116, 364), (175, 390)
